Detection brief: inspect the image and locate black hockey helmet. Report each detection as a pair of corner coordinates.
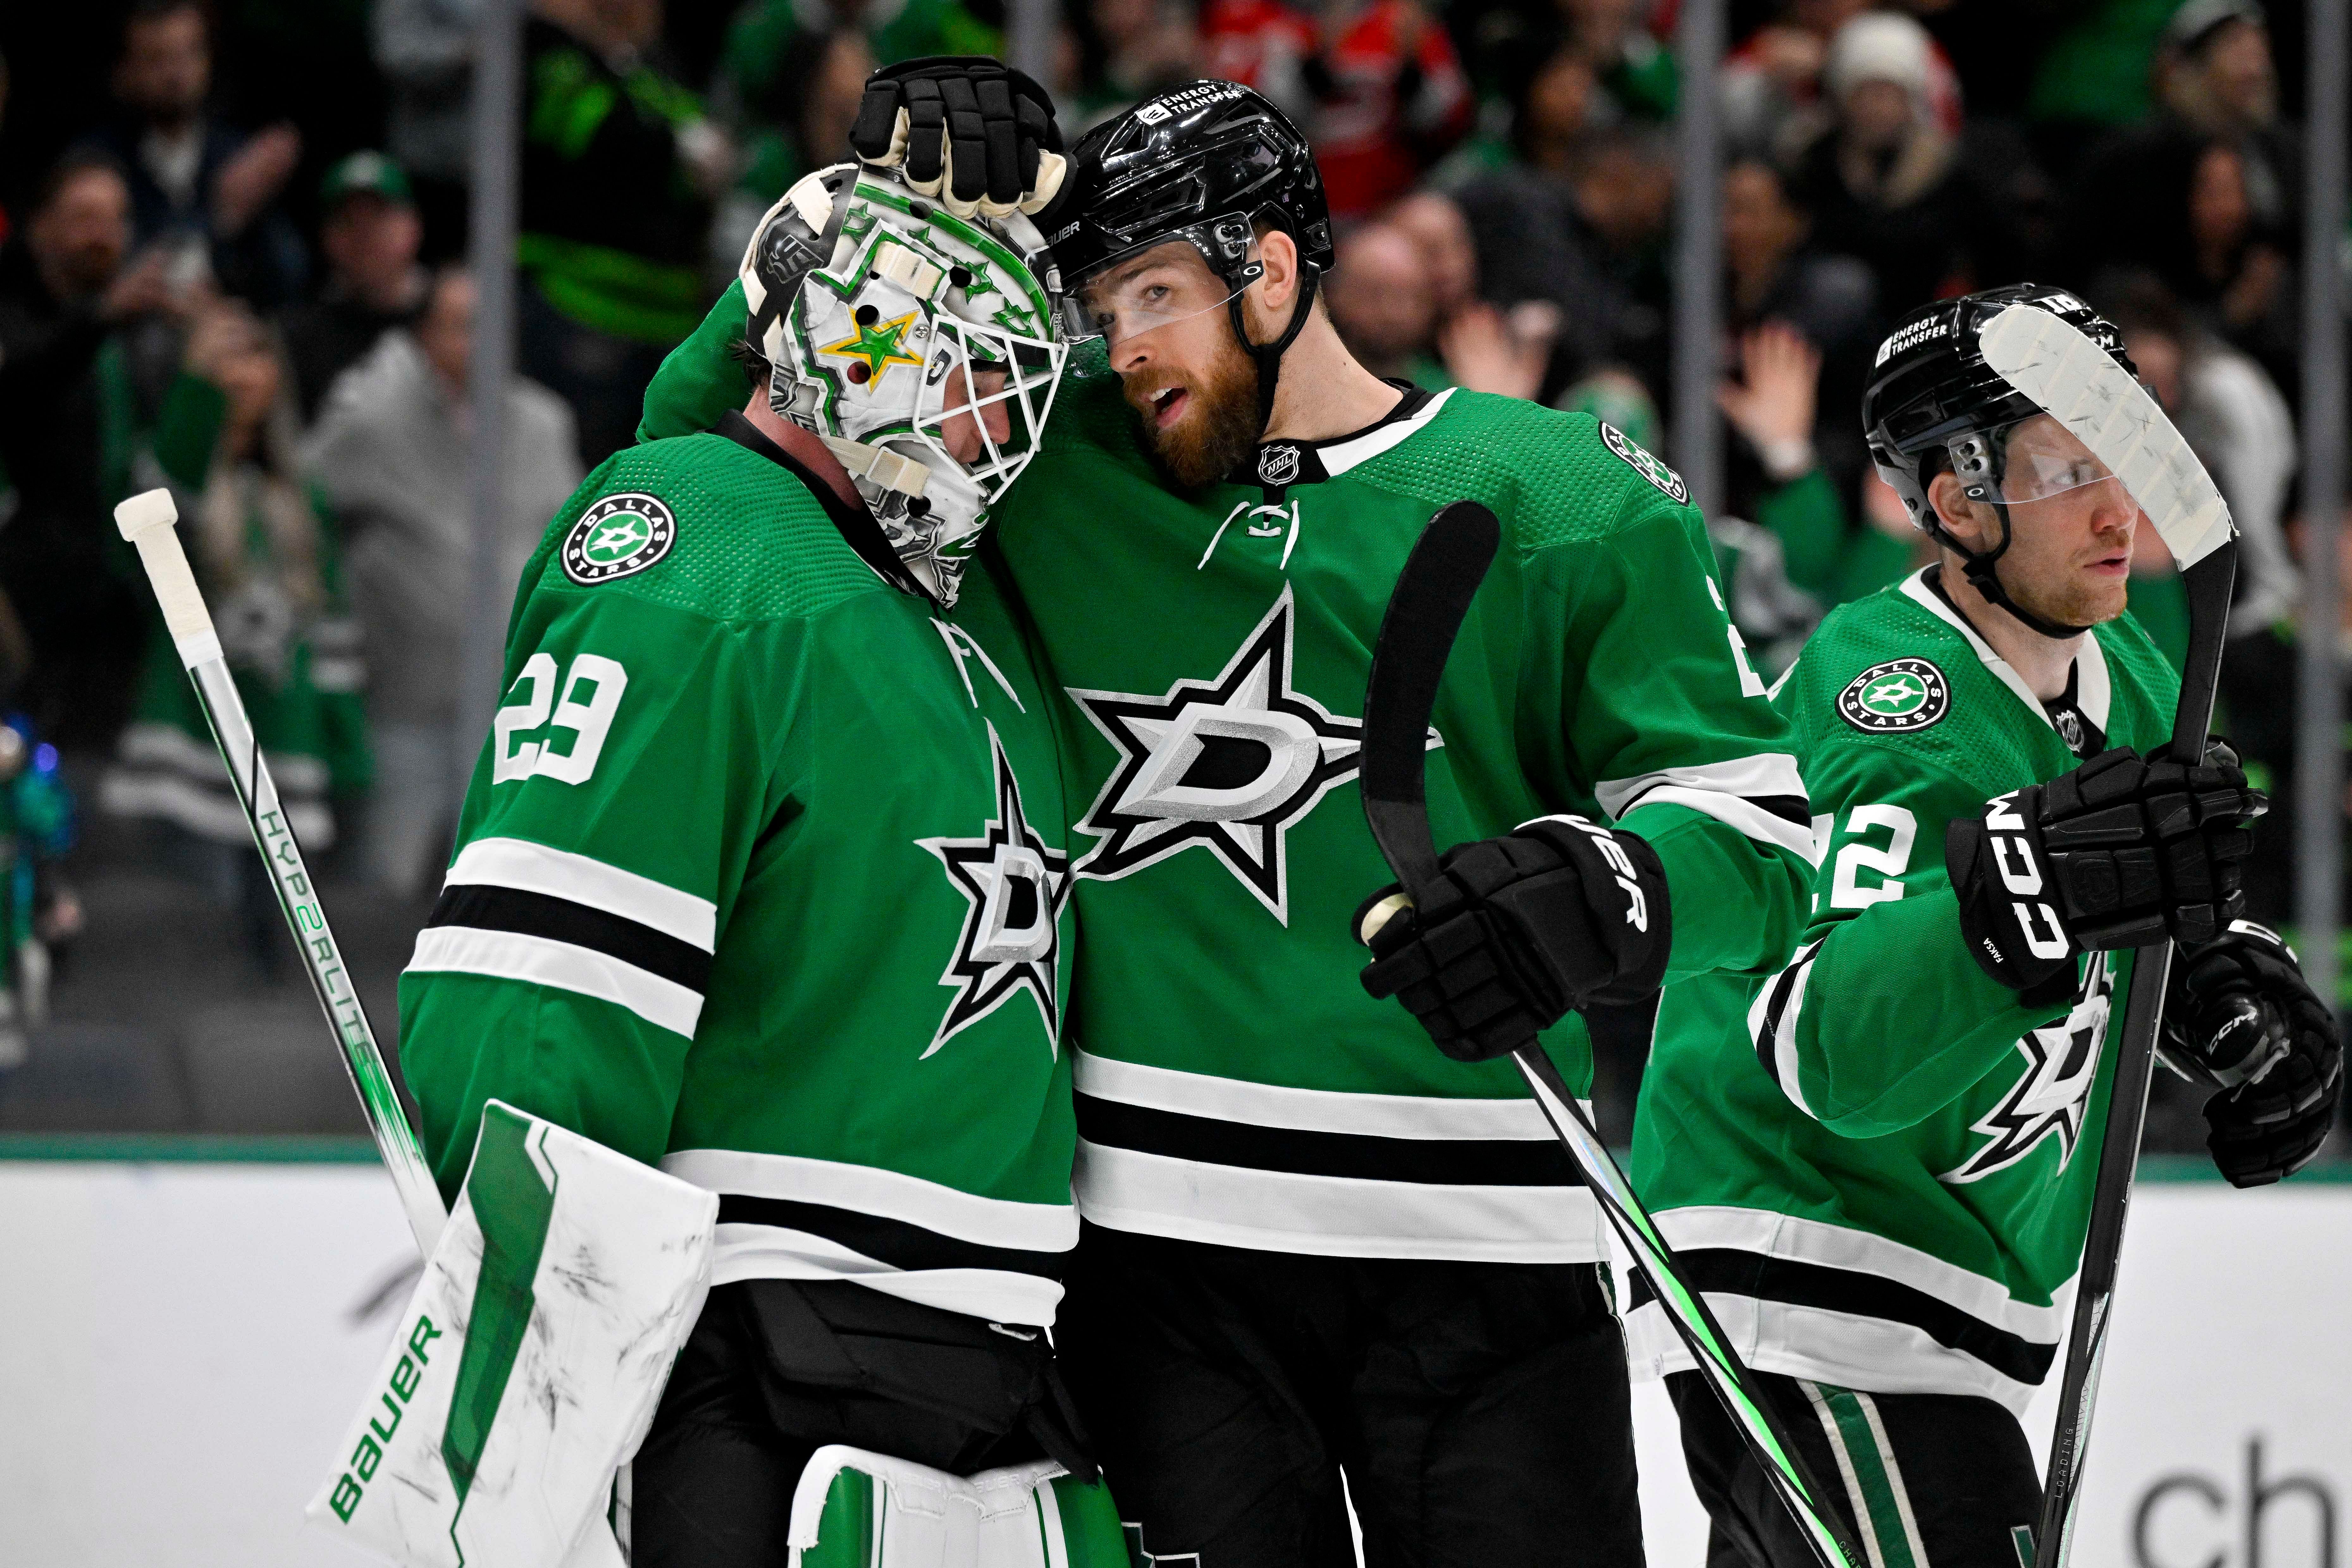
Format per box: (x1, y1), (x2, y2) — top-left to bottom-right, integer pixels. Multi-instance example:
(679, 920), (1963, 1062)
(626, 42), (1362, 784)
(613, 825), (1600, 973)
(1047, 80), (1334, 439)
(1050, 80), (1334, 294)
(1861, 283), (2138, 638)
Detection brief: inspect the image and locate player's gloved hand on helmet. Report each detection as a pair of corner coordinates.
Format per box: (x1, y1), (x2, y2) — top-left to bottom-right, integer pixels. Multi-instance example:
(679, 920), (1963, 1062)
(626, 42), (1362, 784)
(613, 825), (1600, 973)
(1947, 742), (2262, 993)
(847, 58), (1068, 219)
(2161, 920), (2345, 1187)
(1355, 815), (1672, 1063)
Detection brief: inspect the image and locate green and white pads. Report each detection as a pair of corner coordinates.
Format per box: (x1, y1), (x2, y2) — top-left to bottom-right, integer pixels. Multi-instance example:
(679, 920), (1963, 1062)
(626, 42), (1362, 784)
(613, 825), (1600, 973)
(787, 1446), (1132, 1568)
(1977, 301), (2236, 568)
(307, 1103), (717, 1568)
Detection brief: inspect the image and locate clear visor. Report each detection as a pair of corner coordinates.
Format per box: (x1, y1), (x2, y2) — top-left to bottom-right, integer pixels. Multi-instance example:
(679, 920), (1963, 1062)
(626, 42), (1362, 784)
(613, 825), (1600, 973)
(1061, 243), (1262, 350)
(1956, 417), (2138, 510)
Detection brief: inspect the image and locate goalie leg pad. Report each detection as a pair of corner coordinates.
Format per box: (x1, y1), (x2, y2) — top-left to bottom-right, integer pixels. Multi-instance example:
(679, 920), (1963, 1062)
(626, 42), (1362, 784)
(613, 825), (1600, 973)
(789, 1446), (1129, 1568)
(306, 1101), (718, 1568)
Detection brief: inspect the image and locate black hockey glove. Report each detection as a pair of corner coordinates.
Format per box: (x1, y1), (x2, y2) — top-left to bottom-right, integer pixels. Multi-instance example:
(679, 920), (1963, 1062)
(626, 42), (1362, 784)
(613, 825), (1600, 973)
(2163, 921), (2344, 1187)
(1947, 743), (2262, 994)
(1356, 815), (1671, 1063)
(847, 58), (1067, 218)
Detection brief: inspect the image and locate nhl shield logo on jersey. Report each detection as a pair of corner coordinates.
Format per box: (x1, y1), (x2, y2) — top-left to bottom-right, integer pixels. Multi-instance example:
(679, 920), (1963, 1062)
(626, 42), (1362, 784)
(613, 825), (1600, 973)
(1837, 657), (1951, 734)
(1257, 443), (1303, 488)
(1599, 422), (1688, 504)
(562, 493), (678, 585)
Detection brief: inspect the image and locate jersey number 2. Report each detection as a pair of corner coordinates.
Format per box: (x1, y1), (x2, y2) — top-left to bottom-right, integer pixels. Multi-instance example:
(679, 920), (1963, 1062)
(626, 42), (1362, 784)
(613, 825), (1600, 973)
(494, 652), (628, 785)
(1829, 804), (1917, 910)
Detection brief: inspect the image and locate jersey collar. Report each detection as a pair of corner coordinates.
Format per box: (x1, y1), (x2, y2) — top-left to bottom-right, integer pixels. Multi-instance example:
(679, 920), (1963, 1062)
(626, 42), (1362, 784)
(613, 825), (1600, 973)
(1243, 383), (1455, 499)
(715, 409), (934, 604)
(1903, 566), (2112, 737)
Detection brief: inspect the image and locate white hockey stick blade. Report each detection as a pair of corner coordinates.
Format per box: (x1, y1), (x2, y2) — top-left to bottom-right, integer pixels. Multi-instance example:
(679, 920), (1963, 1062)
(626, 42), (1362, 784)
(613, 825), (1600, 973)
(1977, 303), (2235, 569)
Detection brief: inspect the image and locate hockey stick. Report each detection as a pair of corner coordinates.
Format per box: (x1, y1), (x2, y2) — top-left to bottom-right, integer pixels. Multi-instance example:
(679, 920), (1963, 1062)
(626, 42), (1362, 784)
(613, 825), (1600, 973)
(1360, 501), (1863, 1568)
(115, 489), (446, 1253)
(1976, 306), (2241, 1568)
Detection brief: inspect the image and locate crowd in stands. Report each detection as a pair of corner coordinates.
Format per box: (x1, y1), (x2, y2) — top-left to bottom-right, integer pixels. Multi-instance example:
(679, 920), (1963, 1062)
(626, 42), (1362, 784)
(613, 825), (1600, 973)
(0, 0), (2335, 1007)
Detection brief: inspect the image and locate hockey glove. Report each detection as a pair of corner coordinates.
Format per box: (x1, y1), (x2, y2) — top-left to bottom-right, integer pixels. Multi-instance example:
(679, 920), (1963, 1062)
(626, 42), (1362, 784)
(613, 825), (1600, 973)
(1356, 815), (1671, 1063)
(847, 58), (1068, 219)
(2163, 921), (2345, 1187)
(1947, 742), (2262, 993)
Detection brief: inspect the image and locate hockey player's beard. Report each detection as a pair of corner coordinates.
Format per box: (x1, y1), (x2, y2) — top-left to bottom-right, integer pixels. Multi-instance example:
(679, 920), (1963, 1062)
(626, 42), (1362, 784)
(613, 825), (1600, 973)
(1128, 335), (1263, 490)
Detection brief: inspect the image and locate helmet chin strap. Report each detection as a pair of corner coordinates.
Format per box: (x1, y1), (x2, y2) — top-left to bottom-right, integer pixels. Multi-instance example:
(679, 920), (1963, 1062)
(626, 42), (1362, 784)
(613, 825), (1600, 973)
(1933, 503), (2095, 641)
(1227, 262), (1323, 441)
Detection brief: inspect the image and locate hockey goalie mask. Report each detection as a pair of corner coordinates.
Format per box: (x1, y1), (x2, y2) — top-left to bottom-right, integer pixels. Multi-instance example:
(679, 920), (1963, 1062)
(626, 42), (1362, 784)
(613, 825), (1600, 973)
(741, 164), (1068, 607)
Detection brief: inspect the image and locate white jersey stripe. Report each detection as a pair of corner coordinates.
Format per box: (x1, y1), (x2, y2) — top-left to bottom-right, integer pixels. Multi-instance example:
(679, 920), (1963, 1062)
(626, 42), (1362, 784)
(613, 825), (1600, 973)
(406, 925), (704, 1037)
(1073, 1051), (1561, 1141)
(1624, 785), (1824, 864)
(1596, 752), (1808, 820)
(1075, 1140), (1606, 1262)
(445, 836), (719, 951)
(705, 1224), (1067, 1326)
(1750, 942), (1825, 1119)
(1623, 1296), (2041, 1415)
(664, 1147), (1079, 1256)
(1652, 1205), (2069, 1341)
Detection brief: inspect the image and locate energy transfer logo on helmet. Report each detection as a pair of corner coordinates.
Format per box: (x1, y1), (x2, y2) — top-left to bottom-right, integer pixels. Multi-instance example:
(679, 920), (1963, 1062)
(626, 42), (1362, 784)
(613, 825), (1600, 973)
(738, 164), (1068, 608)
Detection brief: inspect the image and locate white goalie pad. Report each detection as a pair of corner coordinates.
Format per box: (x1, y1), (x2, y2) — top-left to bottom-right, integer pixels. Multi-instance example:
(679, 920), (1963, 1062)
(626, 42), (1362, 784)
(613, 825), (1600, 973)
(1977, 300), (2236, 568)
(306, 1101), (718, 1568)
(788, 1446), (1132, 1568)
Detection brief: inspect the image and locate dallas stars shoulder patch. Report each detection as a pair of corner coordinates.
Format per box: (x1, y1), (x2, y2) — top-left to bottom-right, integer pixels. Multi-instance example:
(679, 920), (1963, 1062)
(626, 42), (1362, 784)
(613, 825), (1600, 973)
(1599, 422), (1688, 505)
(1837, 657), (1950, 735)
(563, 493), (677, 585)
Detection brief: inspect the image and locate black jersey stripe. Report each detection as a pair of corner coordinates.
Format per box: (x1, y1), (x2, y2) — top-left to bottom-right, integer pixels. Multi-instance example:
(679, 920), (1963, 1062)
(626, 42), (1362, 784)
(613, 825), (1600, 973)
(1751, 944), (1819, 1090)
(1074, 1093), (1581, 1187)
(1615, 784), (1813, 830)
(427, 884), (713, 993)
(715, 1195), (1069, 1278)
(1627, 1247), (2057, 1387)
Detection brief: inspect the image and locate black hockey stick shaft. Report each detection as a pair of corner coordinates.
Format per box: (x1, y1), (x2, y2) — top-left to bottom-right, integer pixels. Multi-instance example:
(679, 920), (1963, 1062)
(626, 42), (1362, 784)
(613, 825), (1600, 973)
(1360, 503), (1862, 1568)
(2032, 541), (2238, 1568)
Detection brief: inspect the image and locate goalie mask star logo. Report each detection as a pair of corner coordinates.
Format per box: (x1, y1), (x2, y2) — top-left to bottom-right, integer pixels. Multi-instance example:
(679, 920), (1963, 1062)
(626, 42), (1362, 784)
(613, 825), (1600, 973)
(918, 725), (1072, 1058)
(1942, 954), (2114, 1184)
(1068, 585), (1394, 925)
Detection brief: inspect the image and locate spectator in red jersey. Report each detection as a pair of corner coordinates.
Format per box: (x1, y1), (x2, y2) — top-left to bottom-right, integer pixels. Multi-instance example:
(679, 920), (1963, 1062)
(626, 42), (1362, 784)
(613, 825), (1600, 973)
(1199, 0), (1473, 217)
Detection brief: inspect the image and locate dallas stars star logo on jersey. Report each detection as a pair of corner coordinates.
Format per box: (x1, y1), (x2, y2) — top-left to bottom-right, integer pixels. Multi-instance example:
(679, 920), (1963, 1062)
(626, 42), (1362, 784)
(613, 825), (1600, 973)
(918, 724), (1072, 1057)
(561, 493), (677, 584)
(821, 309), (926, 380)
(1941, 954), (2113, 1183)
(1837, 657), (1950, 734)
(1068, 585), (1412, 925)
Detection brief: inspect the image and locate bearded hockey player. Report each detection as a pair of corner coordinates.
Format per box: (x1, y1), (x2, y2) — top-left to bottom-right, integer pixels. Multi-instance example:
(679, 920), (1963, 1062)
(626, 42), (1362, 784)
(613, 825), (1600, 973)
(645, 70), (1815, 1566)
(396, 162), (1109, 1567)
(1627, 287), (2343, 1568)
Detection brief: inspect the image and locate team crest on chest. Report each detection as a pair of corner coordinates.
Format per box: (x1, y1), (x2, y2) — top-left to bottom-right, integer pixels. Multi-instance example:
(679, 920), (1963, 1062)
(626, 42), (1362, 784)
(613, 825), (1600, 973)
(562, 494), (677, 584)
(1068, 585), (1401, 924)
(1941, 954), (2113, 1183)
(917, 725), (1072, 1057)
(1838, 658), (1950, 734)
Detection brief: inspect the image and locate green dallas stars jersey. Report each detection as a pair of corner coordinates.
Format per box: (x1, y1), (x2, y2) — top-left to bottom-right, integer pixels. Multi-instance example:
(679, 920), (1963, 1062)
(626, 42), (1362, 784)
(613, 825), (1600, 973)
(993, 376), (1815, 1264)
(637, 293), (1816, 1265)
(397, 412), (1081, 1326)
(1627, 568), (2179, 1412)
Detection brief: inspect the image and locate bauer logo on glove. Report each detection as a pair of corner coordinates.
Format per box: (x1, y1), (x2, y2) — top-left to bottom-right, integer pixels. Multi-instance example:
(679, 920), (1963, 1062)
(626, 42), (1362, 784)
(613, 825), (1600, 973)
(1357, 815), (1671, 1063)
